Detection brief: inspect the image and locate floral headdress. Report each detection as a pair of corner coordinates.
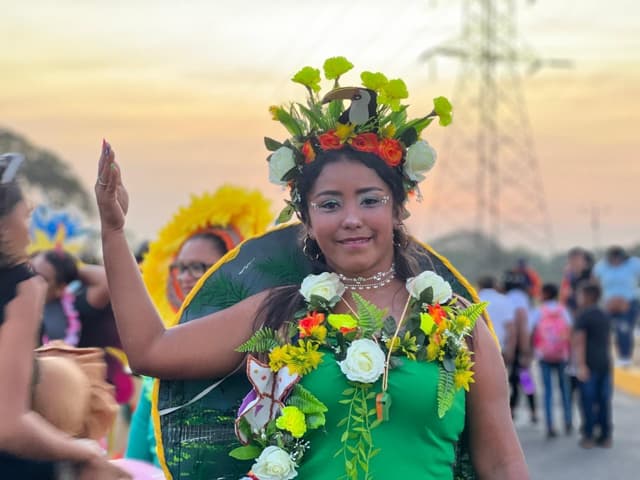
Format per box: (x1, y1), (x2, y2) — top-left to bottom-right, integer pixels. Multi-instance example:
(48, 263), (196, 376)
(266, 57), (453, 223)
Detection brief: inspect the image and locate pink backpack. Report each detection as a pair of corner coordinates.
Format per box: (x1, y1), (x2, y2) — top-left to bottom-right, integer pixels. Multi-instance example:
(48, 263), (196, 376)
(533, 305), (571, 362)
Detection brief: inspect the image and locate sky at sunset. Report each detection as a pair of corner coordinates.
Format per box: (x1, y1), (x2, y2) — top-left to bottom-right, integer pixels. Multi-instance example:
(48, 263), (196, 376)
(3, 0), (639, 254)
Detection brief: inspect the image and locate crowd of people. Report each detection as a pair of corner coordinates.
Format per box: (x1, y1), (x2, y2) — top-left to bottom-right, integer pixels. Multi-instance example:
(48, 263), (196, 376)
(479, 246), (640, 449)
(1, 58), (638, 480)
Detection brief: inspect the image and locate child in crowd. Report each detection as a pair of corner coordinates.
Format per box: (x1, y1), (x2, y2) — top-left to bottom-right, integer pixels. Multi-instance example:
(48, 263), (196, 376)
(573, 283), (613, 449)
(531, 283), (573, 438)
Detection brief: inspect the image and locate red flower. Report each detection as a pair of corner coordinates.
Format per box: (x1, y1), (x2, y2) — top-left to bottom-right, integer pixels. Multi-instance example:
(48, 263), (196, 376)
(339, 326), (357, 334)
(299, 311), (325, 338)
(377, 138), (403, 167)
(428, 304), (446, 325)
(317, 130), (343, 150)
(301, 140), (316, 164)
(351, 133), (379, 153)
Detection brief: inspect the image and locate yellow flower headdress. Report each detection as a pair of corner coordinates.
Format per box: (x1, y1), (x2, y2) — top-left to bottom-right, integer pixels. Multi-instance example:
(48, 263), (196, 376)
(266, 56), (453, 223)
(141, 185), (272, 325)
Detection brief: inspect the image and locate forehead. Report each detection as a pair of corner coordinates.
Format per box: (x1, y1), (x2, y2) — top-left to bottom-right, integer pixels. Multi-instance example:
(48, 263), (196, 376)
(309, 160), (389, 196)
(177, 237), (222, 262)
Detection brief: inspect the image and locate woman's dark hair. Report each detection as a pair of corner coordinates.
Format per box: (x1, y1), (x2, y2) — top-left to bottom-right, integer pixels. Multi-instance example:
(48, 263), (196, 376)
(578, 282), (601, 304)
(42, 249), (79, 286)
(606, 246), (628, 263)
(187, 232), (228, 257)
(256, 147), (426, 331)
(541, 283), (559, 301)
(0, 179), (25, 267)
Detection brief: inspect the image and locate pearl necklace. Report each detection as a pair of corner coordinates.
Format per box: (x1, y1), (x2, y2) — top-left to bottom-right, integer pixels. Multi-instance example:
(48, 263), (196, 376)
(337, 264), (396, 291)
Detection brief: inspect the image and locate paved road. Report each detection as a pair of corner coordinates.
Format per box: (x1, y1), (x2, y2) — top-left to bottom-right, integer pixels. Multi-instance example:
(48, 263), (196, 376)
(516, 387), (640, 479)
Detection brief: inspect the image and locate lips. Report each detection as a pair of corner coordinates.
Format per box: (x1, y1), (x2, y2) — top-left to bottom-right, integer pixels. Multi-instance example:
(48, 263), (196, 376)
(337, 236), (372, 246)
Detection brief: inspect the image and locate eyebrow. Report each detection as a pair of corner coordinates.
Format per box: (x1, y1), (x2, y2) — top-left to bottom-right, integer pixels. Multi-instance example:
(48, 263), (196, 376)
(312, 187), (386, 198)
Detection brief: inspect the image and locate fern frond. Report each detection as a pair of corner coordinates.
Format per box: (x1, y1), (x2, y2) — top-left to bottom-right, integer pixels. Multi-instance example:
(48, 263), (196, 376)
(236, 328), (281, 353)
(194, 273), (250, 311)
(458, 301), (488, 328)
(254, 254), (309, 285)
(351, 293), (386, 337)
(437, 365), (456, 418)
(288, 384), (328, 415)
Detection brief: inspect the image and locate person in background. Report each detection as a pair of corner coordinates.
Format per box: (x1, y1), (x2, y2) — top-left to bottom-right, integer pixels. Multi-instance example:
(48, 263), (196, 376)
(515, 258), (542, 303)
(560, 247), (595, 316)
(0, 152), (130, 479)
(478, 275), (517, 364)
(125, 187), (272, 469)
(531, 283), (573, 438)
(573, 283), (613, 449)
(593, 246), (640, 367)
(504, 270), (538, 424)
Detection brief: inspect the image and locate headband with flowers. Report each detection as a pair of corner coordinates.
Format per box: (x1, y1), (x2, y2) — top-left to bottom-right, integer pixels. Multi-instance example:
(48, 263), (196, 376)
(266, 56), (453, 223)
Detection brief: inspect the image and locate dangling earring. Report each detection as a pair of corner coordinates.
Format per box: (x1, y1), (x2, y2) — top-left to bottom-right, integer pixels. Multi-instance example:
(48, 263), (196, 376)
(302, 235), (322, 261)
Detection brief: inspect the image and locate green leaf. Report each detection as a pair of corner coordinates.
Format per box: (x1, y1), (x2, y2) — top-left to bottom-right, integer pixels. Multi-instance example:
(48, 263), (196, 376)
(288, 384), (328, 414)
(191, 273), (250, 312)
(351, 292), (386, 337)
(398, 127), (417, 147)
(235, 328), (281, 353)
(327, 99), (344, 126)
(298, 103), (329, 131)
(254, 252), (309, 285)
(228, 444), (262, 460)
(275, 203), (296, 225)
(419, 286), (434, 305)
(458, 301), (488, 329)
(306, 412), (326, 429)
(275, 107), (306, 137)
(264, 136), (283, 152)
(437, 364), (456, 418)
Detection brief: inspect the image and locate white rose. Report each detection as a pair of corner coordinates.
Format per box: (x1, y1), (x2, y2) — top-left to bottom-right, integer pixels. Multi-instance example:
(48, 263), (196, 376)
(339, 339), (386, 384)
(404, 140), (437, 182)
(406, 271), (452, 304)
(269, 147), (296, 186)
(299, 272), (345, 304)
(251, 446), (298, 480)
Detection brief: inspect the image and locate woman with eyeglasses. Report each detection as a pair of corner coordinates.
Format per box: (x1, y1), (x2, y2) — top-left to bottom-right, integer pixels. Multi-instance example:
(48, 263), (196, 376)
(125, 187), (272, 470)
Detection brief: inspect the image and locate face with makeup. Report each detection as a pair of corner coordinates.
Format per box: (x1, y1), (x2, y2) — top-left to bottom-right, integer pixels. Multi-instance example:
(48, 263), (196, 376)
(306, 158), (397, 278)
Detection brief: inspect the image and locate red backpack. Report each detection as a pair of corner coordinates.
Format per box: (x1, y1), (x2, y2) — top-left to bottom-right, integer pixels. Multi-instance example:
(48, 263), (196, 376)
(533, 305), (571, 362)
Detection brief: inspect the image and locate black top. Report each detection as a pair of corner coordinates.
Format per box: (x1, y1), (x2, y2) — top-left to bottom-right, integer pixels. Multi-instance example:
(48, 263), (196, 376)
(0, 263), (35, 326)
(574, 305), (612, 374)
(75, 286), (121, 349)
(0, 263), (55, 478)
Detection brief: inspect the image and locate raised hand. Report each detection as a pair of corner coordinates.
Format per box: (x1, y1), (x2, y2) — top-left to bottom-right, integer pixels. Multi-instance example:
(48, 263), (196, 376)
(95, 139), (129, 233)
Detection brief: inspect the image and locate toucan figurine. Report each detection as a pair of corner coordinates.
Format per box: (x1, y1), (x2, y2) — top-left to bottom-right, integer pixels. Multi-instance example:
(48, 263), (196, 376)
(322, 87), (377, 126)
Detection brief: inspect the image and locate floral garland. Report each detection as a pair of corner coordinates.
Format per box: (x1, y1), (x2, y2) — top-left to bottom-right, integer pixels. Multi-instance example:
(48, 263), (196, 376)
(233, 271), (487, 480)
(41, 289), (81, 347)
(265, 56), (453, 223)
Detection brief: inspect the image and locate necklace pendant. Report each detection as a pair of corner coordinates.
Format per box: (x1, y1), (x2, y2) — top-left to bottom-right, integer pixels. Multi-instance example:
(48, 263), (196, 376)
(375, 392), (392, 422)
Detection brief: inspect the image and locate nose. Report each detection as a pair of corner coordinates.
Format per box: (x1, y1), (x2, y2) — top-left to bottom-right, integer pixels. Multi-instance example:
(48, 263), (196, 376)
(341, 202), (363, 229)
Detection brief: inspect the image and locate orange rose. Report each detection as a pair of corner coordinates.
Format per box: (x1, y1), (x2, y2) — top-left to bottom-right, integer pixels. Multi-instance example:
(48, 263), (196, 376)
(298, 311), (325, 338)
(301, 140), (316, 164)
(428, 304), (446, 326)
(317, 130), (343, 150)
(351, 133), (379, 153)
(377, 138), (403, 167)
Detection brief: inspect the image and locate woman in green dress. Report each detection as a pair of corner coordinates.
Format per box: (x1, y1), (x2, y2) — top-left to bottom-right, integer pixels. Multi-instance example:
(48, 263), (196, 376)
(95, 59), (527, 479)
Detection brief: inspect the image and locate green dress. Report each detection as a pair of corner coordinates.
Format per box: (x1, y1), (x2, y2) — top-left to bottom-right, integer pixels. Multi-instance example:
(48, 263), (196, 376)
(299, 355), (466, 479)
(157, 224), (480, 480)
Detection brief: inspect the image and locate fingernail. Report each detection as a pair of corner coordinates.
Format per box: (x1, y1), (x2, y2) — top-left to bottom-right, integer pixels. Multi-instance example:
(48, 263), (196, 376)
(105, 144), (111, 155)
